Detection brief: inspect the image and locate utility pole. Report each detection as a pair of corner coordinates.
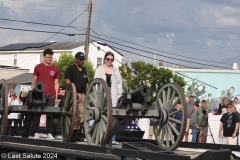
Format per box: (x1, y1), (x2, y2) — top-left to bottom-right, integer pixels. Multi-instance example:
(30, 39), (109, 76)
(154, 51), (156, 67)
(84, 0), (92, 60)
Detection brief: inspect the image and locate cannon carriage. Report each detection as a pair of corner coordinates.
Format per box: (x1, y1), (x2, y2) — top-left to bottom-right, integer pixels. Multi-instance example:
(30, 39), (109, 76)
(0, 78), (187, 151)
(84, 78), (187, 151)
(0, 79), (77, 142)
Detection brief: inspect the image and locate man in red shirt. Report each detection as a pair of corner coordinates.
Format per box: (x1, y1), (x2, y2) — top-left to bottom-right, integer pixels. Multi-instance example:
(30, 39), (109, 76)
(31, 48), (60, 140)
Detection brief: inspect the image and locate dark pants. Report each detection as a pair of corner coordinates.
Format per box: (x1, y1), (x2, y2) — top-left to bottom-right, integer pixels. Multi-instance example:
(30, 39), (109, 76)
(23, 95), (55, 136)
(32, 95), (55, 134)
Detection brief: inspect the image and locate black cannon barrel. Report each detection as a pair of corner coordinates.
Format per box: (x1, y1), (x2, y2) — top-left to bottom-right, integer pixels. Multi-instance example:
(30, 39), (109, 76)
(34, 82), (45, 93)
(130, 85), (151, 103)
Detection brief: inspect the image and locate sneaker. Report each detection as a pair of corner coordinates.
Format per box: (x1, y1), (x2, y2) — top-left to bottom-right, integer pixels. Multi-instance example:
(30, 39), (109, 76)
(47, 133), (55, 140)
(34, 133), (39, 139)
(112, 141), (119, 145)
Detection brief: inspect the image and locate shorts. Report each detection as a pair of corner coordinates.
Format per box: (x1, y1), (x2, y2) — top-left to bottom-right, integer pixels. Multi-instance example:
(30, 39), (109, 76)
(199, 126), (207, 137)
(185, 118), (190, 132)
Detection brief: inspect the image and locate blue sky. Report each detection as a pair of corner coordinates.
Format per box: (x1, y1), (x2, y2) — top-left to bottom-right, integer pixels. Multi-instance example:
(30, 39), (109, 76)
(0, 0), (240, 69)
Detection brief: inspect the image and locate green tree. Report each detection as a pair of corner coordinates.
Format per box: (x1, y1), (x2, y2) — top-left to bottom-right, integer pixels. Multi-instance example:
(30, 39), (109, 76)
(119, 61), (186, 96)
(53, 52), (95, 86)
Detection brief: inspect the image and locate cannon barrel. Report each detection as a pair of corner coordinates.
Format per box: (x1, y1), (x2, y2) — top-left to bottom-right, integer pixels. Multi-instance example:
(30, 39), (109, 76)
(130, 85), (151, 103)
(33, 82), (45, 93)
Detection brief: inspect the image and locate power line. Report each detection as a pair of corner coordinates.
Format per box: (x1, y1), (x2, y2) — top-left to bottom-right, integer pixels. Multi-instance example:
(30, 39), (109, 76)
(106, 0), (240, 30)
(0, 17), (86, 31)
(40, 9), (87, 44)
(90, 36), (228, 69)
(94, 7), (239, 53)
(90, 40), (122, 64)
(93, 11), (239, 55)
(0, 26), (85, 35)
(0, 6), (86, 12)
(1, 0), (86, 8)
(93, 7), (240, 51)
(90, 29), (231, 65)
(101, 42), (198, 69)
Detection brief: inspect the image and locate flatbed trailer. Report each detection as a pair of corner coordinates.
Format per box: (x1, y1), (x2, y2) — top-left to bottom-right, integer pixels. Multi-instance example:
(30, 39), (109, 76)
(0, 136), (236, 160)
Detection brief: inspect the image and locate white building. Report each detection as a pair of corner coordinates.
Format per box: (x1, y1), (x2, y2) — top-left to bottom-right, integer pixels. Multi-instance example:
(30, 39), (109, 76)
(0, 41), (124, 72)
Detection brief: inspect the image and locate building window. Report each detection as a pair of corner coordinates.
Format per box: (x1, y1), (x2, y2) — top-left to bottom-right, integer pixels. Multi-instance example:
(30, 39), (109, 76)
(40, 54), (44, 63)
(97, 57), (102, 68)
(14, 55), (17, 65)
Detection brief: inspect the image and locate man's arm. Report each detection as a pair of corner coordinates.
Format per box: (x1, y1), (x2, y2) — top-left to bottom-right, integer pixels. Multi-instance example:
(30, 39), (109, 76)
(65, 79), (71, 84)
(54, 79), (59, 105)
(31, 75), (37, 90)
(219, 122), (223, 138)
(85, 83), (89, 93)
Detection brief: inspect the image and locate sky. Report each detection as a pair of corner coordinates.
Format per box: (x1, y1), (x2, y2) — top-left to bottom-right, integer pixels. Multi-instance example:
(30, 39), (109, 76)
(0, 0), (240, 69)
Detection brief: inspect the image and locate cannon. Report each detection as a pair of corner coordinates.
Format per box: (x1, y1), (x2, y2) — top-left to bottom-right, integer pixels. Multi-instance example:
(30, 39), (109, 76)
(84, 78), (187, 151)
(0, 79), (77, 142)
(28, 82), (46, 109)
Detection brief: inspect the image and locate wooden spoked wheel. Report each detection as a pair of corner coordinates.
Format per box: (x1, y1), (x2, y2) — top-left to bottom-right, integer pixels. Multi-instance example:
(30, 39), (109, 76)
(61, 83), (77, 142)
(0, 79), (9, 135)
(84, 78), (112, 146)
(153, 83), (187, 151)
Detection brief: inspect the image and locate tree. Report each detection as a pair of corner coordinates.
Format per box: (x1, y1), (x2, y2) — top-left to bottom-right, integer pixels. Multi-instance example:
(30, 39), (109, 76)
(53, 52), (95, 86)
(119, 61), (186, 96)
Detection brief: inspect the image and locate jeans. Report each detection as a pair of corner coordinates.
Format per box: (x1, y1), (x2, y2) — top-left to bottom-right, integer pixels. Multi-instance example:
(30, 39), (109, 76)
(191, 127), (198, 143)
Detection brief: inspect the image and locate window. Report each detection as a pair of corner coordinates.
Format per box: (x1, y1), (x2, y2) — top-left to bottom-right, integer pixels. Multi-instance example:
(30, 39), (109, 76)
(97, 57), (102, 68)
(14, 55), (17, 65)
(40, 54), (44, 63)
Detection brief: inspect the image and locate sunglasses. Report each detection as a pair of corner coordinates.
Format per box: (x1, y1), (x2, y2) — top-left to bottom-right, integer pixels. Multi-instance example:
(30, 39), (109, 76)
(106, 58), (114, 62)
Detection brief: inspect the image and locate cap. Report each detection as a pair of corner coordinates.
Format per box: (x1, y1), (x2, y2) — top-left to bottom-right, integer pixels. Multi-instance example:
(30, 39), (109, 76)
(202, 99), (207, 103)
(21, 88), (29, 98)
(75, 52), (85, 60)
(234, 97), (238, 100)
(212, 107), (218, 112)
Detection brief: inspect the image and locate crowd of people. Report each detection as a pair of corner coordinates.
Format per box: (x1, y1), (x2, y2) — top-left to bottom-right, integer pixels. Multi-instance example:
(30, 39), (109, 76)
(187, 95), (240, 145)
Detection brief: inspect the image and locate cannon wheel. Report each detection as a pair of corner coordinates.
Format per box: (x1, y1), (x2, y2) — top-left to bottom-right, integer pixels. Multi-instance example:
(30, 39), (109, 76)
(84, 78), (112, 146)
(61, 83), (77, 142)
(0, 79), (9, 135)
(153, 83), (187, 151)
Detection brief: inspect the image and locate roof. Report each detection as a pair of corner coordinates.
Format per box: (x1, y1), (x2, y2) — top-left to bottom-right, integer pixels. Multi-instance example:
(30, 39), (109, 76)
(0, 41), (124, 57)
(27, 41), (85, 50)
(0, 68), (29, 80)
(0, 43), (52, 51)
(7, 73), (32, 83)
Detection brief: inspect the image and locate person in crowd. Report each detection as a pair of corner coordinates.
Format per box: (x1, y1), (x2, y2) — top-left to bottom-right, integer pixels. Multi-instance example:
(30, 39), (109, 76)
(194, 99), (210, 143)
(233, 105), (240, 145)
(219, 103), (239, 145)
(190, 102), (199, 142)
(185, 94), (194, 142)
(65, 52), (88, 142)
(234, 97), (240, 113)
(8, 91), (22, 136)
(221, 108), (227, 115)
(212, 107), (219, 115)
(31, 48), (60, 140)
(148, 118), (154, 140)
(94, 51), (122, 145)
(173, 100), (182, 141)
(218, 97), (229, 115)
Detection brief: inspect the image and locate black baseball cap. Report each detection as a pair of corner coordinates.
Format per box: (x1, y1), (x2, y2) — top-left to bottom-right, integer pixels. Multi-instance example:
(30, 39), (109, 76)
(75, 52), (85, 60)
(202, 99), (207, 103)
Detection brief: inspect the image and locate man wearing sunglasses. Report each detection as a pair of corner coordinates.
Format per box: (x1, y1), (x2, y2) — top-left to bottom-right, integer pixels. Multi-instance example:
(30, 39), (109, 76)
(219, 103), (239, 145)
(65, 52), (88, 142)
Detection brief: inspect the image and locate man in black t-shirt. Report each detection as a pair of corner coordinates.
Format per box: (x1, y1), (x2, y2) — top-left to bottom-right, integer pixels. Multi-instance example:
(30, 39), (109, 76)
(65, 52), (88, 142)
(219, 103), (239, 145)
